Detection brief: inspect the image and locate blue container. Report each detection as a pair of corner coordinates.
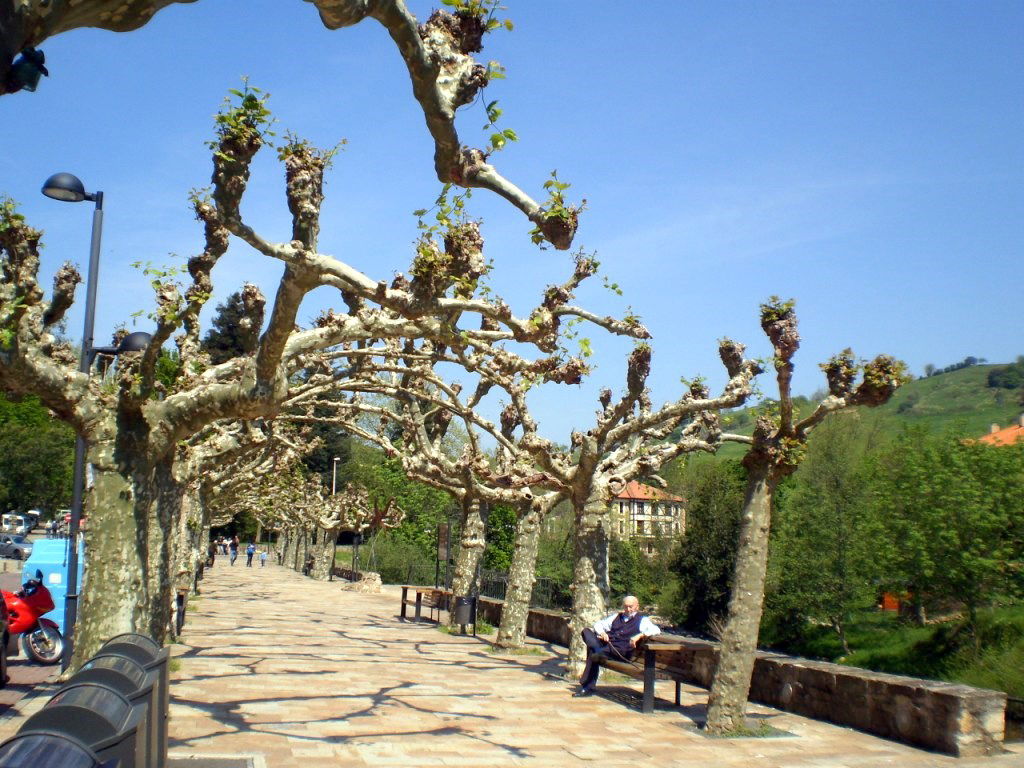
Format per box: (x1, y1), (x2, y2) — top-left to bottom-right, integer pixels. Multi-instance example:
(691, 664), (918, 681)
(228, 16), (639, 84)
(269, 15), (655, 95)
(22, 538), (84, 637)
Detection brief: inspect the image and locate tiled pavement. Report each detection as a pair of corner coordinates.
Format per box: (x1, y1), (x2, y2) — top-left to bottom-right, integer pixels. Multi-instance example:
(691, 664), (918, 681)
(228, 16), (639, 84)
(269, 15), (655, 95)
(166, 564), (1024, 767)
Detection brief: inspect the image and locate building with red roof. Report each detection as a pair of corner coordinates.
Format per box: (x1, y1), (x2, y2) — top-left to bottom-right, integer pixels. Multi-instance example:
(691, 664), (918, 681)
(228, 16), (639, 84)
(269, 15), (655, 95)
(609, 480), (685, 554)
(978, 414), (1024, 446)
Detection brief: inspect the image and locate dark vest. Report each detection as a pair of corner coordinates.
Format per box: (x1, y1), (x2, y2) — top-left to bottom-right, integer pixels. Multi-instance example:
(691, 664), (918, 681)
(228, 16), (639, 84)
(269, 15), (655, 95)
(607, 612), (643, 655)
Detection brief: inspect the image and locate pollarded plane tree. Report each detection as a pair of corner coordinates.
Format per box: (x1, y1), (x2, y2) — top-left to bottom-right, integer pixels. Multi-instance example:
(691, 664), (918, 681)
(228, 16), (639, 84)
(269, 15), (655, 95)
(1, 52), (636, 665)
(704, 298), (906, 734)
(493, 340), (762, 673)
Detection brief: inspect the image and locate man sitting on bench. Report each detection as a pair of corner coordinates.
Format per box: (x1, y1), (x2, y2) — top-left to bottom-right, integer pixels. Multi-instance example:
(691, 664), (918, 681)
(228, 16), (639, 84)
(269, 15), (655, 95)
(574, 595), (661, 697)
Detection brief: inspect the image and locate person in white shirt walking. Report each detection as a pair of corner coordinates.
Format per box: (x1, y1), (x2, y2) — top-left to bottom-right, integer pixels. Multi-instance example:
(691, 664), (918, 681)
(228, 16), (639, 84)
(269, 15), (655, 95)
(574, 595), (661, 697)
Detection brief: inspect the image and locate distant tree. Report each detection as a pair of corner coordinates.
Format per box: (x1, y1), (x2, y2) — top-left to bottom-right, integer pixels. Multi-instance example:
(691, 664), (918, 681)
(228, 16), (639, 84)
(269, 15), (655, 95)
(200, 289), (263, 365)
(765, 415), (877, 655)
(0, 393), (73, 513)
(668, 458), (746, 632)
(924, 363), (936, 377)
(483, 503), (517, 572)
(988, 360), (1024, 390)
(866, 427), (1024, 632)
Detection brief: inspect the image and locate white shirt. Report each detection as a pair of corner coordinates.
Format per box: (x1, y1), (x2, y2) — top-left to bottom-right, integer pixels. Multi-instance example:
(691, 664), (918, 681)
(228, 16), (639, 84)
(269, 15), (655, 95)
(592, 612), (661, 639)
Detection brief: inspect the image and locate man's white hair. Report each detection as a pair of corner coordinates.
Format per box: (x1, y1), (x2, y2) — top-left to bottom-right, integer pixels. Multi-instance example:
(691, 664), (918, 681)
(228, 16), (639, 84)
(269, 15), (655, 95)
(622, 595), (639, 605)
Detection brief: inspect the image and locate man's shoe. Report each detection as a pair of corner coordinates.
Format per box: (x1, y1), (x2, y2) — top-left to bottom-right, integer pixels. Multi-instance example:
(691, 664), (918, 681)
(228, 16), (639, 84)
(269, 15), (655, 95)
(572, 688), (594, 697)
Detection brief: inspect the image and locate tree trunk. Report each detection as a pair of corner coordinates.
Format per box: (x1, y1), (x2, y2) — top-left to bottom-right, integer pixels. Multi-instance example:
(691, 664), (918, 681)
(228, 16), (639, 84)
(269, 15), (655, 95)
(567, 495), (610, 676)
(280, 528), (293, 568)
(75, 442), (154, 668)
(496, 503), (543, 649)
(310, 526), (337, 580)
(150, 458), (186, 642)
(448, 496), (485, 627)
(706, 465), (776, 734)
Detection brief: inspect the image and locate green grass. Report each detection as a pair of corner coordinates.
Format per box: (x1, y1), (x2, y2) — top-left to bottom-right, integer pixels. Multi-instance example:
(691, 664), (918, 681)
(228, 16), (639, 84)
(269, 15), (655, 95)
(486, 645), (548, 656)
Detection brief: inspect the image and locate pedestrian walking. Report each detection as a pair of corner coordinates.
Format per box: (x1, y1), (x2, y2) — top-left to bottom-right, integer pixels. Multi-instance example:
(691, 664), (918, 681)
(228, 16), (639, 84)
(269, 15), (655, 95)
(246, 542), (256, 567)
(229, 537), (239, 566)
(259, 550), (268, 567)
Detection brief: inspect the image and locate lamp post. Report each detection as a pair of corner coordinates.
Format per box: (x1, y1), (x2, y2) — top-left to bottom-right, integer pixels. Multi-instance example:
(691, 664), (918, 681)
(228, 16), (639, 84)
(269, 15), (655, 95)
(42, 173), (151, 671)
(329, 457), (340, 580)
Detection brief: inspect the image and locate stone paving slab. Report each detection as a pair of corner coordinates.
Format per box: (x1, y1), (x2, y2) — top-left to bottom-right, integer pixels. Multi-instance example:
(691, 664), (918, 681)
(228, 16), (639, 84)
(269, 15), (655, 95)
(160, 564), (1024, 767)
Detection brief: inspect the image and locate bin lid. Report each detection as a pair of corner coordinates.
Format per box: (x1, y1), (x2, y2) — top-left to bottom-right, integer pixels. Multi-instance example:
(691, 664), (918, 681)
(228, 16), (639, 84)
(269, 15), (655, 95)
(70, 654), (150, 696)
(105, 633), (159, 654)
(102, 633), (160, 665)
(22, 682), (131, 743)
(0, 732), (99, 768)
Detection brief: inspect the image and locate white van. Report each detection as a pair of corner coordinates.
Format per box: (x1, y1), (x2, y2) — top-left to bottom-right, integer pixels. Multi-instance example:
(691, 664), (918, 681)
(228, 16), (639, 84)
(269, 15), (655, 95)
(1, 514), (28, 535)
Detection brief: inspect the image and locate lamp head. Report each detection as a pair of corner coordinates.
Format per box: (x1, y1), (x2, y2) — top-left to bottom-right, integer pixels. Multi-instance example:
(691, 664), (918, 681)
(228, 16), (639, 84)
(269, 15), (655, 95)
(41, 173), (88, 203)
(5, 48), (48, 93)
(116, 331), (152, 354)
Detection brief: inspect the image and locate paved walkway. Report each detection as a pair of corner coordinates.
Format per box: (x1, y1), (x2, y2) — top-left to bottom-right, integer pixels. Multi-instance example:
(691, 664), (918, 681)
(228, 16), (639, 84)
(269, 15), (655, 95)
(169, 564), (1024, 767)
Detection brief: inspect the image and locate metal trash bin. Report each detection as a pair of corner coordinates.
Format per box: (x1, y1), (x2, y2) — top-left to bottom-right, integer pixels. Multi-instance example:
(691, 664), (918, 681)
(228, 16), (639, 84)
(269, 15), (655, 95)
(102, 634), (169, 768)
(452, 596), (477, 628)
(0, 732), (102, 768)
(71, 654), (157, 768)
(20, 681), (143, 767)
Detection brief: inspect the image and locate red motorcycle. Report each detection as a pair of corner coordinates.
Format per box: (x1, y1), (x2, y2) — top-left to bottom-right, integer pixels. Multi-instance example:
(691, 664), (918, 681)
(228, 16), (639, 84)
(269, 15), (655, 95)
(2, 570), (64, 664)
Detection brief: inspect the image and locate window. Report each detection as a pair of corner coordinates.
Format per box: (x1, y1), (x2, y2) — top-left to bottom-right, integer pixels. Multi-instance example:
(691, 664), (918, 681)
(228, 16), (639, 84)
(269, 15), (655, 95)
(619, 521), (624, 534)
(636, 501), (645, 514)
(619, 501), (625, 515)
(636, 520), (644, 534)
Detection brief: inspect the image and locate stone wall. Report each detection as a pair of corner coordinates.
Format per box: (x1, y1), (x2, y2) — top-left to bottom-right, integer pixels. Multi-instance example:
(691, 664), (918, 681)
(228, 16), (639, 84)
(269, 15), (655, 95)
(648, 635), (1006, 757)
(459, 595), (1007, 757)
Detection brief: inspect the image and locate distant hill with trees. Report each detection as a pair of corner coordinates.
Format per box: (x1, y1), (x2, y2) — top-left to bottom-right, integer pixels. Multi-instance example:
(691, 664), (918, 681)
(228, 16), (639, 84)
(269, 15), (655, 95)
(714, 361), (1022, 451)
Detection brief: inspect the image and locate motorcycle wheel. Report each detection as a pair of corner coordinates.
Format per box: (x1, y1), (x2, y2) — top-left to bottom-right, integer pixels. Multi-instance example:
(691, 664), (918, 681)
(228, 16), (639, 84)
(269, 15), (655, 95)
(21, 625), (63, 665)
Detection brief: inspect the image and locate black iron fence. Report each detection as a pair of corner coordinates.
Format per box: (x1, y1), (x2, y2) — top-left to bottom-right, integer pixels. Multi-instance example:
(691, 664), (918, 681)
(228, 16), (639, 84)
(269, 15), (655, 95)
(480, 569), (571, 612)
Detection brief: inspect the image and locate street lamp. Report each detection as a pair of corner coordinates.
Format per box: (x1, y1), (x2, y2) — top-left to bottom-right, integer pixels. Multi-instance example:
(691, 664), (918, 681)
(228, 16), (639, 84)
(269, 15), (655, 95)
(42, 172), (152, 671)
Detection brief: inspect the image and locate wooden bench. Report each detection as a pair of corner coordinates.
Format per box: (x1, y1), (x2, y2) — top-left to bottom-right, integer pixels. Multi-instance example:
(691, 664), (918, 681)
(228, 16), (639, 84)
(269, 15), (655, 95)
(400, 585), (447, 623)
(596, 639), (688, 714)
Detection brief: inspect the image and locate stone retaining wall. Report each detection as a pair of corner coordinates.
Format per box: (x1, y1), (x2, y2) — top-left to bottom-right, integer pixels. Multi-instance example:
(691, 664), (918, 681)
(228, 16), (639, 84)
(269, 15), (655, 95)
(463, 595), (1007, 756)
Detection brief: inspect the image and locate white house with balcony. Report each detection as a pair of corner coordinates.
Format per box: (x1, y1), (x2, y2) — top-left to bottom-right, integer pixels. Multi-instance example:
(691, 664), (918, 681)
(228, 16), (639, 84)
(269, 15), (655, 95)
(609, 480), (685, 554)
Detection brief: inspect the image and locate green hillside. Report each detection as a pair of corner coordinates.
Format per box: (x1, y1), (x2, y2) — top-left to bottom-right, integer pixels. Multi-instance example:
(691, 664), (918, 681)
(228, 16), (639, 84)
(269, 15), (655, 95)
(875, 363), (1022, 436)
(709, 363), (1022, 458)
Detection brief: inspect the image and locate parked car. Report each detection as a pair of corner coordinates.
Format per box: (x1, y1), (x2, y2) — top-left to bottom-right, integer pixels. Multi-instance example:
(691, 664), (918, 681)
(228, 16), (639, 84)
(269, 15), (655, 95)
(0, 535), (32, 560)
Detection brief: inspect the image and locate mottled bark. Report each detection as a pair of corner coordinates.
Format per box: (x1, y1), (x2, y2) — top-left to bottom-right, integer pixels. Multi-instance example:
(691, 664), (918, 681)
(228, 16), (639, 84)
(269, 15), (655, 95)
(706, 465), (776, 733)
(311, 526), (337, 580)
(448, 496), (484, 626)
(74, 443), (151, 668)
(280, 529), (293, 568)
(567, 496), (610, 676)
(495, 503), (543, 649)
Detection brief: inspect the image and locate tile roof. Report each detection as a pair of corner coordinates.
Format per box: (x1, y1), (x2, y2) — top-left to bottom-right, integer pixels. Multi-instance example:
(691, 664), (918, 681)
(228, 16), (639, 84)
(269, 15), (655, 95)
(614, 480), (684, 503)
(978, 422), (1024, 446)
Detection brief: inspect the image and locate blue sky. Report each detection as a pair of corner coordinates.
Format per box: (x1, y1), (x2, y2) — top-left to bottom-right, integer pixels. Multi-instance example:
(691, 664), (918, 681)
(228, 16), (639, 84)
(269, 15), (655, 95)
(2, 1), (1021, 440)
